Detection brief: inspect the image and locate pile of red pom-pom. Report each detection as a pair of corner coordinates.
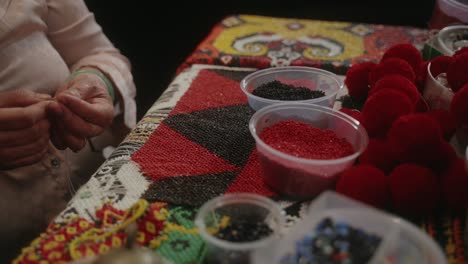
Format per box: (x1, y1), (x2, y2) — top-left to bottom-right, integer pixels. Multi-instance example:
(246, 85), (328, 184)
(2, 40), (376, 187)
(336, 43), (468, 216)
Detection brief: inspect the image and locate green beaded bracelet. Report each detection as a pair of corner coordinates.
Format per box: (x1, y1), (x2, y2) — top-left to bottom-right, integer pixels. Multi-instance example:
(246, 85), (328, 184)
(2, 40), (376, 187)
(66, 68), (115, 102)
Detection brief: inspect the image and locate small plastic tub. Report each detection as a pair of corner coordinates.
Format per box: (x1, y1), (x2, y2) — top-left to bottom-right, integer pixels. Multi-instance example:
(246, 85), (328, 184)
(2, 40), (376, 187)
(195, 193), (285, 264)
(240, 66), (343, 111)
(253, 191), (447, 264)
(423, 62), (468, 148)
(435, 25), (468, 55)
(249, 102), (368, 198)
(423, 62), (454, 110)
(422, 25), (468, 59)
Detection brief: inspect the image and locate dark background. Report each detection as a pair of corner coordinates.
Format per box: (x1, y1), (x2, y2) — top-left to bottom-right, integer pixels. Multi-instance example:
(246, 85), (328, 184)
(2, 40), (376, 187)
(84, 0), (436, 119)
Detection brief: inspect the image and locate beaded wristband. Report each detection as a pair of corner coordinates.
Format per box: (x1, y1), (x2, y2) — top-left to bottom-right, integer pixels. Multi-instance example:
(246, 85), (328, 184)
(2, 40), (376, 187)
(66, 68), (115, 102)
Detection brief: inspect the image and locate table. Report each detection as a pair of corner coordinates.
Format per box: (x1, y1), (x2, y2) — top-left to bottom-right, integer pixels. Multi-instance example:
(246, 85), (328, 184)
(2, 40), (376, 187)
(14, 15), (467, 264)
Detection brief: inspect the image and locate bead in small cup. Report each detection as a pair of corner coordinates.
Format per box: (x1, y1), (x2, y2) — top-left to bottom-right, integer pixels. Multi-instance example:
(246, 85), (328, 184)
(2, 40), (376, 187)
(195, 193), (285, 264)
(249, 102), (368, 198)
(240, 66), (343, 111)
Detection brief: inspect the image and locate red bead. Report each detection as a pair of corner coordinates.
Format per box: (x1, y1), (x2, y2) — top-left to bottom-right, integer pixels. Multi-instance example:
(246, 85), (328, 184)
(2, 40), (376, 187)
(259, 120), (354, 160)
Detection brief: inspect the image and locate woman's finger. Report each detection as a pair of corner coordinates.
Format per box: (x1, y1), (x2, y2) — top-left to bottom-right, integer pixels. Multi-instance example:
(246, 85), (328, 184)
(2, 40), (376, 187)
(0, 148), (48, 170)
(0, 119), (50, 147)
(59, 103), (104, 138)
(0, 101), (50, 130)
(0, 89), (51, 108)
(0, 137), (49, 163)
(57, 93), (113, 127)
(62, 131), (86, 152)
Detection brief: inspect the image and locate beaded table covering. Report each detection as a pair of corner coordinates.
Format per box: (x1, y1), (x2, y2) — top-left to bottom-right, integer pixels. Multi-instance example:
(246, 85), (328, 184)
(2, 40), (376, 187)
(178, 15), (428, 75)
(15, 64), (467, 264)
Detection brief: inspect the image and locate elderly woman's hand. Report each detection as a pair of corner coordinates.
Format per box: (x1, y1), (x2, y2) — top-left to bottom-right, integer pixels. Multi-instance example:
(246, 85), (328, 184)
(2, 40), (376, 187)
(48, 69), (114, 152)
(0, 90), (52, 169)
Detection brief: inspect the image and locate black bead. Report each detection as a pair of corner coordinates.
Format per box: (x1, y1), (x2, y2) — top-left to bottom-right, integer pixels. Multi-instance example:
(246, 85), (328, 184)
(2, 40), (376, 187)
(214, 220), (273, 242)
(252, 80), (325, 101)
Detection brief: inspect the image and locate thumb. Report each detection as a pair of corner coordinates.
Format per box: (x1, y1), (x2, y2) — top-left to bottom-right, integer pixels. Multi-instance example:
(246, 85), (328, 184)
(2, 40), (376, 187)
(0, 89), (51, 108)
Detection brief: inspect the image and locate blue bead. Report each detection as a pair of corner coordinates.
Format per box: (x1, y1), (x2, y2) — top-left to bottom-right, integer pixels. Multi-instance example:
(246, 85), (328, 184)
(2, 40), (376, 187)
(336, 223), (350, 236)
(322, 227), (335, 236)
(336, 241), (350, 252)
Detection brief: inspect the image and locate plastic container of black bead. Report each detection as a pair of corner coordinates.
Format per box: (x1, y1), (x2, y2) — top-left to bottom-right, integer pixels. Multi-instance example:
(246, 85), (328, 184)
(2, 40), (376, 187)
(240, 66), (343, 111)
(195, 193), (285, 264)
(253, 191), (447, 264)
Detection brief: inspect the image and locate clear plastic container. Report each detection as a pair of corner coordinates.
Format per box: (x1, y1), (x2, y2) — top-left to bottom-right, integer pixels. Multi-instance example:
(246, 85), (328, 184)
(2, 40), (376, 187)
(422, 25), (468, 60)
(240, 66), (343, 111)
(195, 193), (285, 264)
(435, 25), (468, 55)
(253, 191), (447, 264)
(423, 62), (454, 110)
(423, 62), (468, 149)
(249, 102), (368, 198)
(429, 0), (468, 30)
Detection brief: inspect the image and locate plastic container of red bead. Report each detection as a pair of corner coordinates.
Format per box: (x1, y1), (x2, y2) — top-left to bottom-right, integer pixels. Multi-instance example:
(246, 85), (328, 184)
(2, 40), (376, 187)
(253, 191), (447, 264)
(249, 102), (368, 198)
(240, 66), (343, 111)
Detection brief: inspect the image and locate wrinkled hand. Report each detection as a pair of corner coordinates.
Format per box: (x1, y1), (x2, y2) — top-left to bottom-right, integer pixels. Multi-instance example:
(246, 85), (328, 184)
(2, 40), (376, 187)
(0, 90), (52, 169)
(48, 70), (114, 152)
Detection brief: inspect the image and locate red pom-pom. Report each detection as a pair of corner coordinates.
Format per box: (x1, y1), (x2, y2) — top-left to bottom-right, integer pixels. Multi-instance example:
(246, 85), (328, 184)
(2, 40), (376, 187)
(431, 141), (458, 174)
(345, 62), (377, 99)
(359, 138), (397, 173)
(446, 53), (468, 92)
(369, 74), (420, 104)
(416, 61), (430, 92)
(339, 108), (362, 123)
(427, 109), (457, 140)
(450, 83), (468, 125)
(387, 113), (443, 165)
(382, 43), (423, 74)
(362, 90), (414, 138)
(454, 46), (468, 57)
(336, 164), (389, 209)
(415, 96), (430, 113)
(441, 158), (468, 212)
(389, 163), (440, 215)
(429, 55), (453, 78)
(369, 58), (416, 86)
